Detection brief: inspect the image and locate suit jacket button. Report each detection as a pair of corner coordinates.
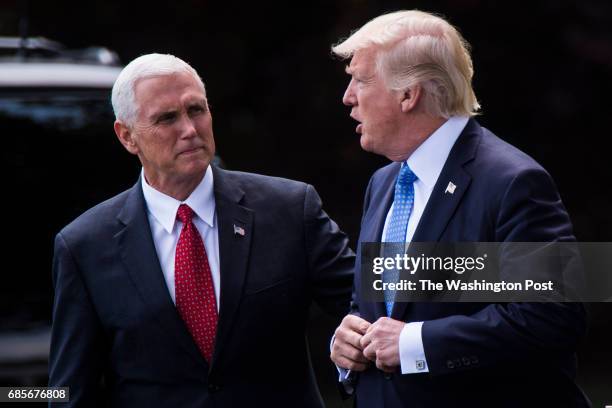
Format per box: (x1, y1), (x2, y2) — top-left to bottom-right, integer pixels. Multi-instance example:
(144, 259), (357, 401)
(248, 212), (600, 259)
(446, 360), (455, 369)
(462, 357), (471, 366)
(454, 358), (462, 368)
(383, 373), (392, 380)
(471, 356), (479, 365)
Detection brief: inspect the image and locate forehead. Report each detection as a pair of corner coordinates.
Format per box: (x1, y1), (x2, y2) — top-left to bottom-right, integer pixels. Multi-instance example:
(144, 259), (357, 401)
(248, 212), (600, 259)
(346, 48), (378, 75)
(134, 72), (205, 107)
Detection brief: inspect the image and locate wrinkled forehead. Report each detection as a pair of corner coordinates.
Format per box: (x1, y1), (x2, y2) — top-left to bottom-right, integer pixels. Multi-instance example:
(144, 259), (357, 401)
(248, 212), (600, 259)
(132, 73), (207, 119)
(134, 73), (205, 104)
(346, 47), (379, 75)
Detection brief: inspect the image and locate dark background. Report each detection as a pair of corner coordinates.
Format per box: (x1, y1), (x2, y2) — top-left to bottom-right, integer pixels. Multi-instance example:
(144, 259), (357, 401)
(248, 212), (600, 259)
(1, 0), (611, 406)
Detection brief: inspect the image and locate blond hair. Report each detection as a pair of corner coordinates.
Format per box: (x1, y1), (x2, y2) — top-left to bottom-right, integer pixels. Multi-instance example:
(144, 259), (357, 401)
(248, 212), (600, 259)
(332, 10), (480, 118)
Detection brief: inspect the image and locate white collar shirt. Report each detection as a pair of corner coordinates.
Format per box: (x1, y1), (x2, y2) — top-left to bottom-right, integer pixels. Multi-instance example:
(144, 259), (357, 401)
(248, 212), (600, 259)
(141, 165), (220, 310)
(382, 116), (470, 242)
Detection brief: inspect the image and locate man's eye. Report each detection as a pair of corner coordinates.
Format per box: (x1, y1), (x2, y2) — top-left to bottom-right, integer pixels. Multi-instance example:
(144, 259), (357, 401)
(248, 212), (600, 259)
(189, 105), (206, 115)
(157, 113), (176, 123)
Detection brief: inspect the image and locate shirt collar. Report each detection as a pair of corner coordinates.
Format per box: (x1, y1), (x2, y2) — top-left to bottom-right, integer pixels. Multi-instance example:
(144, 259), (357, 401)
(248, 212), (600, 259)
(141, 165), (215, 234)
(406, 116), (469, 190)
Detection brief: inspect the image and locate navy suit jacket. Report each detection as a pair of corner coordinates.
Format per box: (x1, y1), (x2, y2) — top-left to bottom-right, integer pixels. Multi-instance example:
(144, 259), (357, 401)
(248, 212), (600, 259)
(352, 119), (589, 407)
(49, 166), (354, 407)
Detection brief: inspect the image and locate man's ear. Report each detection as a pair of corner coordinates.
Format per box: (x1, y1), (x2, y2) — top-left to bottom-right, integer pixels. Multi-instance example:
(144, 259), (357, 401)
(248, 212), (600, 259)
(400, 85), (422, 113)
(114, 120), (139, 155)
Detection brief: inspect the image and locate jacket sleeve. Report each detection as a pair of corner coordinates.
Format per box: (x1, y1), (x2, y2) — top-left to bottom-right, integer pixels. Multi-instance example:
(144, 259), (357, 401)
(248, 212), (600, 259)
(421, 167), (587, 375)
(49, 232), (108, 407)
(303, 184), (355, 320)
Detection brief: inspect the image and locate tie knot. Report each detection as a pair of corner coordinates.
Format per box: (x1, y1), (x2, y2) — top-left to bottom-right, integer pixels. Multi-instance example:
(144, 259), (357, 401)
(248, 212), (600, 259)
(176, 204), (194, 224)
(397, 163), (417, 186)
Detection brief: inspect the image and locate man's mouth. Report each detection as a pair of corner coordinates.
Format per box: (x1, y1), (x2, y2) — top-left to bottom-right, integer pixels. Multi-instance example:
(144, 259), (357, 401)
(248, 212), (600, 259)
(179, 147), (202, 155)
(350, 113), (362, 134)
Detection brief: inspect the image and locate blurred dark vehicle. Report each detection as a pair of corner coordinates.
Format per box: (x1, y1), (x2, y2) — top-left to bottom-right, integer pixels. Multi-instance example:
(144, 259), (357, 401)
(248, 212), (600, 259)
(0, 36), (132, 385)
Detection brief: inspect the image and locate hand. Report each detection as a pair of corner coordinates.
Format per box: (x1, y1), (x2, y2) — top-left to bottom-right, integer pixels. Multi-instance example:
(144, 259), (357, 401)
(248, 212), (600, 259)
(330, 314), (372, 372)
(360, 317), (405, 373)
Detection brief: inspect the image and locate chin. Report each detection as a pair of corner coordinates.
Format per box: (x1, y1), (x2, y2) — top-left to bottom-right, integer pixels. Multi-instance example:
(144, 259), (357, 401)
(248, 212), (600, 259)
(360, 135), (379, 155)
(359, 135), (371, 151)
(182, 158), (209, 175)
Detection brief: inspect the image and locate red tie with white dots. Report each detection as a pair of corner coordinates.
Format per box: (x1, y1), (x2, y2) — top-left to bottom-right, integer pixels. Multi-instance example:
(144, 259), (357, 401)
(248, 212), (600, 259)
(175, 204), (218, 362)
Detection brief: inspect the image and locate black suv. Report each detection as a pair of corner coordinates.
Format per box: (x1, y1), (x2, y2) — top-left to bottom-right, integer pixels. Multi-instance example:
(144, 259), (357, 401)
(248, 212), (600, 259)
(0, 37), (134, 386)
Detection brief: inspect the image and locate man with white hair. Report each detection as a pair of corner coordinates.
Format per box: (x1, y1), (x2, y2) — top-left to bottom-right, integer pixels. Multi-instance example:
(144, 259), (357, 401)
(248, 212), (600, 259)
(49, 53), (354, 407)
(329, 10), (590, 407)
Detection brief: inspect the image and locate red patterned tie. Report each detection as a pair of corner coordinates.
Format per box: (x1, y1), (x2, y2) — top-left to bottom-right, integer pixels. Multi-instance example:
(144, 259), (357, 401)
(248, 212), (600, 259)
(175, 204), (218, 362)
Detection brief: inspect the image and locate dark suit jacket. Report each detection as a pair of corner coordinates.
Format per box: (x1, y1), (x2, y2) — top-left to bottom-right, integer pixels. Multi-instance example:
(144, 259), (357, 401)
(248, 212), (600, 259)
(352, 119), (590, 407)
(49, 166), (354, 407)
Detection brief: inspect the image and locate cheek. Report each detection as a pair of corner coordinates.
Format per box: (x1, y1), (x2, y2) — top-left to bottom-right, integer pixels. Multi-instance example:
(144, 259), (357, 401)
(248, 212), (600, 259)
(194, 116), (212, 134)
(145, 133), (176, 160)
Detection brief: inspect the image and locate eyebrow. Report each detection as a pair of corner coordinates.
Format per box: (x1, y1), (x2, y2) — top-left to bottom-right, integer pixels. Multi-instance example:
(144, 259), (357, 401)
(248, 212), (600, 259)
(192, 98), (208, 107)
(148, 109), (175, 122)
(147, 98), (208, 122)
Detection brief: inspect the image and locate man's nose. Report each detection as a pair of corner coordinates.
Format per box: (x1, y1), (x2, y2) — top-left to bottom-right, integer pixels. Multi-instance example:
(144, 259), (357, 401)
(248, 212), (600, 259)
(342, 80), (356, 106)
(179, 115), (197, 138)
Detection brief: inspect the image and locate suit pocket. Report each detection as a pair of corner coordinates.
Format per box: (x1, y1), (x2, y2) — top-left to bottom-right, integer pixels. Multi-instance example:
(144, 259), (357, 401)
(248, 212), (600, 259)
(243, 276), (293, 295)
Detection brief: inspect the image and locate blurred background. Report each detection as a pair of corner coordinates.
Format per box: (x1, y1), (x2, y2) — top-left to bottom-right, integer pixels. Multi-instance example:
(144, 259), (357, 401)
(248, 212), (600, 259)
(1, 0), (611, 406)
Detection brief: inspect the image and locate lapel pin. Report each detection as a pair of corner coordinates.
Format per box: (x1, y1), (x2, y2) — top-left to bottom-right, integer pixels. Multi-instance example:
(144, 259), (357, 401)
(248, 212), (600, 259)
(233, 224), (246, 236)
(445, 181), (457, 195)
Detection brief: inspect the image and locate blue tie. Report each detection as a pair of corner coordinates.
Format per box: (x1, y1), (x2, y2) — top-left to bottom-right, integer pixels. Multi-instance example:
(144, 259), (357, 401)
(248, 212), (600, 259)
(383, 163), (417, 316)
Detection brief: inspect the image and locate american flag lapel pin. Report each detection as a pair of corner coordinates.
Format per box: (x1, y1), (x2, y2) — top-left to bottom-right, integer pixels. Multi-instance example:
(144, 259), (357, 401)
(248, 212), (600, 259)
(233, 224), (246, 236)
(444, 181), (457, 195)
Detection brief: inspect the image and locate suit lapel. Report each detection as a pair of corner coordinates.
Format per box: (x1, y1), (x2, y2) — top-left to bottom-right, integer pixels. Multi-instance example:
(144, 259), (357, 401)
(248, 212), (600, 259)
(360, 163), (399, 321)
(362, 163), (399, 245)
(115, 180), (208, 370)
(391, 119), (481, 320)
(209, 166), (253, 368)
(411, 119), (481, 243)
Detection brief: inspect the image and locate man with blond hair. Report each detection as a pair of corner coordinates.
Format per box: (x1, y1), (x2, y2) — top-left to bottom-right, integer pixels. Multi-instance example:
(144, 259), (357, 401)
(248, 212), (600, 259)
(330, 10), (589, 407)
(49, 53), (354, 407)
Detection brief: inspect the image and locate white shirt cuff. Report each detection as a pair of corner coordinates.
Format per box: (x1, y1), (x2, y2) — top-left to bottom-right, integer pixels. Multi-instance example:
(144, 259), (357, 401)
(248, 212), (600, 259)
(399, 321), (429, 374)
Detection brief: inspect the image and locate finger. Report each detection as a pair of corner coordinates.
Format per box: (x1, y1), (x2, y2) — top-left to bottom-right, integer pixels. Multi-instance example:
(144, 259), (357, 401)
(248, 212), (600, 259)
(360, 330), (373, 349)
(337, 327), (365, 350)
(362, 342), (377, 361)
(332, 339), (369, 364)
(344, 347), (370, 364)
(375, 349), (397, 372)
(375, 316), (390, 324)
(334, 340), (370, 363)
(334, 355), (370, 372)
(343, 314), (371, 334)
(376, 357), (385, 371)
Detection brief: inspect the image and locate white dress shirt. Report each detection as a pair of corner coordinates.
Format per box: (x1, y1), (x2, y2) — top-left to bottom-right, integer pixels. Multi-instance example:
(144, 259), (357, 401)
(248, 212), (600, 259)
(382, 115), (469, 374)
(336, 116), (469, 383)
(141, 165), (221, 310)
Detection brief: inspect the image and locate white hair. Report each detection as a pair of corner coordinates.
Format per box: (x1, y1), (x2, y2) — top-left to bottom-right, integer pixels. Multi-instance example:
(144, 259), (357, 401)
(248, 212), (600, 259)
(111, 53), (206, 127)
(332, 10), (480, 118)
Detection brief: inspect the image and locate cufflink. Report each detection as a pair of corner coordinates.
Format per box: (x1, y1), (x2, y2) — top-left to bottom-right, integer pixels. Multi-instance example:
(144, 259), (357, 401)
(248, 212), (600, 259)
(416, 360), (426, 371)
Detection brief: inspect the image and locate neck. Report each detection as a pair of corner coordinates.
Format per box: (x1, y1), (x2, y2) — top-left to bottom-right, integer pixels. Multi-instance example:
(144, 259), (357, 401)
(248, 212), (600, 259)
(388, 114), (447, 162)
